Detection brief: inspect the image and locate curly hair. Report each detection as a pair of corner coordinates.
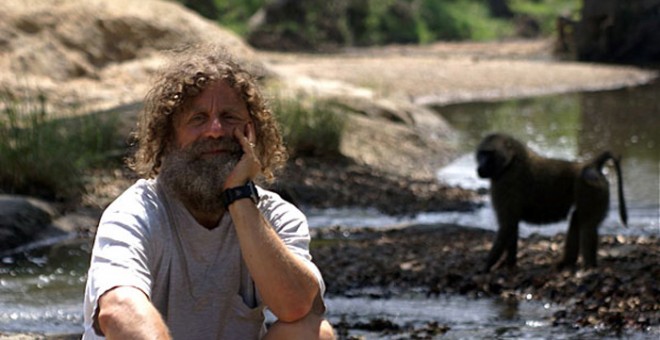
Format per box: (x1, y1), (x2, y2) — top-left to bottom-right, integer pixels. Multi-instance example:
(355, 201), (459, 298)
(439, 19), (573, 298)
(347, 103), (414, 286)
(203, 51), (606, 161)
(128, 44), (287, 183)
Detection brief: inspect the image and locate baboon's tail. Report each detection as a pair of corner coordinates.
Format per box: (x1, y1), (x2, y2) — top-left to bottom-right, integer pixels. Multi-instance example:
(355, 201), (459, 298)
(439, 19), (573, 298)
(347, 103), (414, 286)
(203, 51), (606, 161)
(595, 151), (628, 227)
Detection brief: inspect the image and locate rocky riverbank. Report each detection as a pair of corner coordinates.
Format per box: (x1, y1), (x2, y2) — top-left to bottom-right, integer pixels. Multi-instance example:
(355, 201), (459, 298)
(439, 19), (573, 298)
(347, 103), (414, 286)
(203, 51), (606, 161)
(310, 224), (660, 338)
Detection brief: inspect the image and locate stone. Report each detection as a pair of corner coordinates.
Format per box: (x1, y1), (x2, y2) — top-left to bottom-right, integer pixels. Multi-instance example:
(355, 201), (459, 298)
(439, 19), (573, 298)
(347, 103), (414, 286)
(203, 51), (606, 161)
(0, 0), (261, 114)
(0, 195), (59, 254)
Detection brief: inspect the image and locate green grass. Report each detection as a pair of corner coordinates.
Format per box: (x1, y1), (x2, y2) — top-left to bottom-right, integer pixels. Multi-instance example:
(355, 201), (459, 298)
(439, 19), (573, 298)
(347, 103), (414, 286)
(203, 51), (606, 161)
(271, 94), (345, 157)
(0, 93), (123, 201)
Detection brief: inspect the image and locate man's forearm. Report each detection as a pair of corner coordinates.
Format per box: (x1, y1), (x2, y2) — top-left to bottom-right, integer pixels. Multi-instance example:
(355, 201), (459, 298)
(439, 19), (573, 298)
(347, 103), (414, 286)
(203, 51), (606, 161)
(229, 199), (320, 321)
(98, 286), (171, 340)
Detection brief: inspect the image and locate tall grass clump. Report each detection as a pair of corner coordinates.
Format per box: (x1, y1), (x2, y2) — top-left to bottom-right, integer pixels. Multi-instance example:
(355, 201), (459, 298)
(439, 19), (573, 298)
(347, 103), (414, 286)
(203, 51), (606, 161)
(272, 95), (345, 157)
(0, 92), (122, 201)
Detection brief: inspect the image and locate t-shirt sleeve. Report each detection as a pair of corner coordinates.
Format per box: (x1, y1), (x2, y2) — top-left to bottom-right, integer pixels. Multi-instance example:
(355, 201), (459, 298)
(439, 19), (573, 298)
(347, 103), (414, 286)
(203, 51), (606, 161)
(257, 190), (326, 295)
(83, 207), (154, 337)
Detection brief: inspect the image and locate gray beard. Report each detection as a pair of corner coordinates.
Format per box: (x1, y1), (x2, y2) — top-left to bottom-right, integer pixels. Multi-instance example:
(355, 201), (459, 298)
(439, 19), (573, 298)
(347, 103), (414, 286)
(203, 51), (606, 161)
(159, 138), (242, 215)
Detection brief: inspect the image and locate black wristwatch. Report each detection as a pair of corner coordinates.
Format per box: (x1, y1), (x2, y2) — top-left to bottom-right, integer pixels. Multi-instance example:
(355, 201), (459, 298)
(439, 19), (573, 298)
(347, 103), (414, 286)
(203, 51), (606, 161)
(221, 181), (260, 208)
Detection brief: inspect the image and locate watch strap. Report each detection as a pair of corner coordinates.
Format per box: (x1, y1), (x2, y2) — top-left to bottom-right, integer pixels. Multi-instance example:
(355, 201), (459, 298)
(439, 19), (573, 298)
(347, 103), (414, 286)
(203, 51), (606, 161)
(221, 181), (260, 208)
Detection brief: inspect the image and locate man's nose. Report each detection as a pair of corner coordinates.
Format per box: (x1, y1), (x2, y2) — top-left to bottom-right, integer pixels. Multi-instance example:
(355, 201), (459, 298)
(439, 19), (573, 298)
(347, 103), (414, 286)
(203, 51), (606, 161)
(205, 117), (225, 138)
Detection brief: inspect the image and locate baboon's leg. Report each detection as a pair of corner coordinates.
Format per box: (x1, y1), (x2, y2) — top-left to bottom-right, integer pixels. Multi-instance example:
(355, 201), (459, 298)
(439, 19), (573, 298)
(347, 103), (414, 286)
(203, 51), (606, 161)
(575, 199), (607, 268)
(485, 220), (519, 271)
(485, 230), (507, 271)
(574, 176), (608, 268)
(559, 211), (581, 269)
(504, 223), (519, 267)
(580, 221), (599, 268)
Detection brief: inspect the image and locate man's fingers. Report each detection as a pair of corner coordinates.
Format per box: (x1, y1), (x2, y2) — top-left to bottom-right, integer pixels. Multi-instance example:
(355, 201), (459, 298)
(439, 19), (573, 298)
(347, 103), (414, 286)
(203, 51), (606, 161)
(244, 122), (256, 147)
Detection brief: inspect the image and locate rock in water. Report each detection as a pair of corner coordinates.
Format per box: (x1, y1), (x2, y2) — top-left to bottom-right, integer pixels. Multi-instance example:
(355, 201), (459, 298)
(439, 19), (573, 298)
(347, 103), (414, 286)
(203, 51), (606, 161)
(0, 195), (57, 253)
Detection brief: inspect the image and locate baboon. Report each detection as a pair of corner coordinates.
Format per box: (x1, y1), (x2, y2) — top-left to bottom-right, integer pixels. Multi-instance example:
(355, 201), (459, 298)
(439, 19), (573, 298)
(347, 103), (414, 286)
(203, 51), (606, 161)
(476, 133), (627, 271)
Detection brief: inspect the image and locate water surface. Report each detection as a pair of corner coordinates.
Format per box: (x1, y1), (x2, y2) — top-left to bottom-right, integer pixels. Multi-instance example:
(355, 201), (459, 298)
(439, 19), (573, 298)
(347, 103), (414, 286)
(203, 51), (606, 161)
(3, 240), (657, 338)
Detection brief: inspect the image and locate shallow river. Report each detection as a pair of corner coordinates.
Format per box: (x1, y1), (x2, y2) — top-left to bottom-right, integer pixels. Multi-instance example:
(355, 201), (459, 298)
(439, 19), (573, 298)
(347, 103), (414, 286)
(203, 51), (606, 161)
(1, 240), (656, 339)
(1, 81), (658, 338)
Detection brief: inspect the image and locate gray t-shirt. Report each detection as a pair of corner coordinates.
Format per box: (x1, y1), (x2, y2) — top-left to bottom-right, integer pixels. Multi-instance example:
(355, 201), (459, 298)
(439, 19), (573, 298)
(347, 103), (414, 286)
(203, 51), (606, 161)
(82, 178), (325, 339)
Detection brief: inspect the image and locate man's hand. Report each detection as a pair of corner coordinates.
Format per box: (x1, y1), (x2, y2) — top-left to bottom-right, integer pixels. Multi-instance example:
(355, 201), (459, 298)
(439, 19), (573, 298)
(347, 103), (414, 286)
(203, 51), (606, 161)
(223, 122), (261, 189)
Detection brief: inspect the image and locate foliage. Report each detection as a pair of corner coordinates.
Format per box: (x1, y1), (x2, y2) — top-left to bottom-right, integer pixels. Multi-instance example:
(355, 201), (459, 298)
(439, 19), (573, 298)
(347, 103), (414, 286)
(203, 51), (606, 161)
(420, 0), (513, 42)
(0, 93), (122, 201)
(176, 0), (581, 47)
(349, 0), (419, 45)
(213, 0), (264, 35)
(509, 0), (582, 35)
(271, 94), (345, 157)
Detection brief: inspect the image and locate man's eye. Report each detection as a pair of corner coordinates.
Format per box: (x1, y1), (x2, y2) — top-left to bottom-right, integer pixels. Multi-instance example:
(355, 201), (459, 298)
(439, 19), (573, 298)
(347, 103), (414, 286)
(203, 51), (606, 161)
(189, 113), (207, 124)
(221, 114), (243, 124)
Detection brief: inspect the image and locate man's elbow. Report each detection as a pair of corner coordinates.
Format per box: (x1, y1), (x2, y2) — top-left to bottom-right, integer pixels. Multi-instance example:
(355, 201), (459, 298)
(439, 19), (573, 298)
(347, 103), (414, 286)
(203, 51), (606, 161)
(275, 298), (315, 322)
(275, 288), (325, 322)
(97, 286), (154, 335)
(97, 288), (134, 332)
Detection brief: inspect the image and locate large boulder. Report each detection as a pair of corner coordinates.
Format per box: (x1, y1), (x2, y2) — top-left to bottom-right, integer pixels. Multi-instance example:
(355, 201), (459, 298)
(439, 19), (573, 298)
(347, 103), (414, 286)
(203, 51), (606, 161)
(0, 0), (261, 113)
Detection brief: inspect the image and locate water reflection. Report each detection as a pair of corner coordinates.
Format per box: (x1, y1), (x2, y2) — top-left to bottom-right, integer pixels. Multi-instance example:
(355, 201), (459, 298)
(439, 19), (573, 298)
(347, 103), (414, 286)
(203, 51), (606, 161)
(324, 294), (557, 339)
(580, 82), (660, 206)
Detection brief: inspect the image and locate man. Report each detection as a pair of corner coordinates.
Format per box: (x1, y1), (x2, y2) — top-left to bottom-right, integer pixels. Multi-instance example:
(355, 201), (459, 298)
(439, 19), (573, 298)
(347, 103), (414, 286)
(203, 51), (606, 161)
(82, 44), (334, 339)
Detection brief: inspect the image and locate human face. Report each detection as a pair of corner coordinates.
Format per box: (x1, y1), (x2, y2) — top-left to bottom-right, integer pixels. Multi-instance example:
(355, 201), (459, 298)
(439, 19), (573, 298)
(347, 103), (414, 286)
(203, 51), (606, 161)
(173, 80), (252, 151)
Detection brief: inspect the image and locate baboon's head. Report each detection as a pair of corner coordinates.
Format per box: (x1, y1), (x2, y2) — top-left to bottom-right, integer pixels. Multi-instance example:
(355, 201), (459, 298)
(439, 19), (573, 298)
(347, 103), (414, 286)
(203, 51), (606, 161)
(476, 133), (516, 180)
